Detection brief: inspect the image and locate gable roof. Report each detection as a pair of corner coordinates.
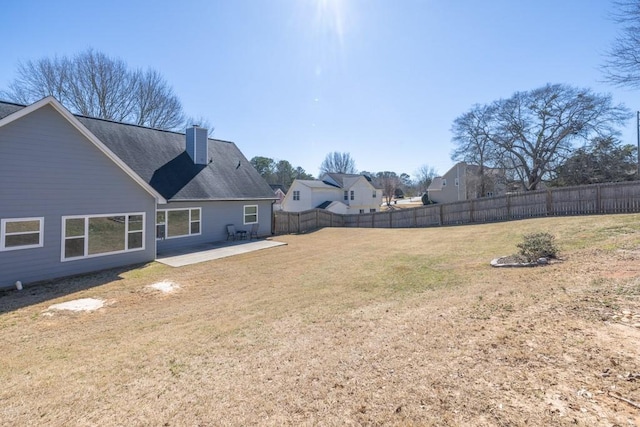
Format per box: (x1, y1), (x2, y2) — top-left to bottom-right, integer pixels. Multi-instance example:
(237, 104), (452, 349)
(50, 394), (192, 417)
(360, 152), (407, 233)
(316, 201), (333, 209)
(0, 97), (275, 202)
(322, 172), (362, 188)
(0, 97), (166, 203)
(322, 172), (382, 190)
(78, 117), (275, 201)
(270, 184), (288, 194)
(295, 179), (340, 189)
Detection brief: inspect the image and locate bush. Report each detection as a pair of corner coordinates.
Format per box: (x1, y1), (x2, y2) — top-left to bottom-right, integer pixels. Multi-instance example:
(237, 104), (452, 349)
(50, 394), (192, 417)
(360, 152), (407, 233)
(421, 193), (435, 205)
(517, 232), (558, 262)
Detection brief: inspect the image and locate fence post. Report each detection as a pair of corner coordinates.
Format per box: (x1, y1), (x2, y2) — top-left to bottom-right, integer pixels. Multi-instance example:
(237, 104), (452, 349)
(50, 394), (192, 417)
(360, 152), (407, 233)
(546, 190), (553, 216)
(506, 194), (511, 220)
(597, 184), (602, 214)
(439, 204), (444, 225)
(470, 200), (475, 223)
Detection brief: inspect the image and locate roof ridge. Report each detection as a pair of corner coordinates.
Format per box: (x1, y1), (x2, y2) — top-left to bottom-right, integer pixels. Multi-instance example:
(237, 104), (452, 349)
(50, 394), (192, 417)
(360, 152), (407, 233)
(0, 99), (27, 108)
(0, 99), (234, 144)
(76, 114), (235, 144)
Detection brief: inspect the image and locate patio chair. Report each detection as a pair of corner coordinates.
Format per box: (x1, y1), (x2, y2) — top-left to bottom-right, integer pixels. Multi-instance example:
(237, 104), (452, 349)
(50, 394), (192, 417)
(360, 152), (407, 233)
(249, 223), (259, 240)
(227, 224), (247, 240)
(226, 224), (236, 240)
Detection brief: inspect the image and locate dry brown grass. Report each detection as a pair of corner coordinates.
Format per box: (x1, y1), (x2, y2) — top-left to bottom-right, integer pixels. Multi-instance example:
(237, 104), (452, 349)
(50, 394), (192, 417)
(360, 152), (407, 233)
(2, 215), (640, 426)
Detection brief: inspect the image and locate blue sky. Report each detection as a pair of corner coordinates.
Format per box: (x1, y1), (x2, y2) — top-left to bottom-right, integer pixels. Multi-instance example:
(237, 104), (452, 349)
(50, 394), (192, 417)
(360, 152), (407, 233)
(1, 0), (638, 179)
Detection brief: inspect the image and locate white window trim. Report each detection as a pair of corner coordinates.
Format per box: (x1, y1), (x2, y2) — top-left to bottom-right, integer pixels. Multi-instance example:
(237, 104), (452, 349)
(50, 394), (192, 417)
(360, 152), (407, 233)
(156, 211), (166, 240)
(156, 208), (202, 240)
(243, 205), (258, 225)
(0, 217), (44, 251)
(61, 213), (145, 262)
(293, 190), (300, 201)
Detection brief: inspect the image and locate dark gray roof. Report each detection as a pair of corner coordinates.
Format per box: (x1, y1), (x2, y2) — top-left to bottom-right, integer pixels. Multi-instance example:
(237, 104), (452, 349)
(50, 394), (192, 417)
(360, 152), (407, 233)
(0, 100), (275, 201)
(322, 172), (361, 188)
(316, 201), (333, 209)
(0, 100), (25, 119)
(270, 184), (288, 193)
(322, 172), (383, 190)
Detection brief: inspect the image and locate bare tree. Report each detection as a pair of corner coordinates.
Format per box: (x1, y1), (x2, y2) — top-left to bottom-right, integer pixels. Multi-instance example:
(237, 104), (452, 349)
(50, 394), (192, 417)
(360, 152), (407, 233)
(602, 0), (640, 88)
(319, 152), (357, 175)
(451, 84), (629, 191)
(1, 49), (186, 131)
(376, 171), (401, 206)
(451, 103), (499, 196)
(3, 56), (70, 104)
(68, 49), (137, 121)
(133, 69), (184, 130)
(414, 164), (438, 194)
(183, 115), (215, 135)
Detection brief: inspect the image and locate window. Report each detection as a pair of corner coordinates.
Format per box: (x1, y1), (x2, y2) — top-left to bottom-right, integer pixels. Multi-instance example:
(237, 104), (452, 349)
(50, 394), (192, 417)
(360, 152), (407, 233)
(156, 211), (166, 239)
(344, 191), (348, 201)
(372, 190), (376, 198)
(455, 178), (459, 186)
(359, 209), (365, 214)
(370, 208), (376, 213)
(442, 179), (447, 186)
(156, 208), (201, 239)
(244, 205), (258, 224)
(486, 192), (494, 197)
(1, 217), (44, 251)
(350, 190), (355, 200)
(62, 213), (144, 260)
(293, 190), (300, 201)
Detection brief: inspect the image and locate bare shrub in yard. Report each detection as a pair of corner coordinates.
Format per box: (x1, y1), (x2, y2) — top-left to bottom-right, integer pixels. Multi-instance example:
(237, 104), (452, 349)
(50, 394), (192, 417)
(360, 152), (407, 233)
(517, 232), (558, 262)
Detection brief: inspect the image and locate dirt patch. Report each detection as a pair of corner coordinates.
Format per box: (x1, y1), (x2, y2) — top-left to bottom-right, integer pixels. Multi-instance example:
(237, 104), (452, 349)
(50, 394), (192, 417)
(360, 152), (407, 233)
(147, 280), (180, 293)
(45, 298), (105, 312)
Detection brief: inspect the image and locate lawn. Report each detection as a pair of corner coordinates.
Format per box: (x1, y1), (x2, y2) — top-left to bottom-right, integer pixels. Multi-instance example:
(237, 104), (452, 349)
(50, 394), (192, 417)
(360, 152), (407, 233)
(1, 215), (640, 426)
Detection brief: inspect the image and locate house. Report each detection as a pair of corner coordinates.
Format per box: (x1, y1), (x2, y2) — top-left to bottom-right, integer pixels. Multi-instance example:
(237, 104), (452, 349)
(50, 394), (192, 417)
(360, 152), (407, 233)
(281, 173), (382, 214)
(270, 184), (288, 211)
(427, 162), (506, 204)
(0, 97), (276, 289)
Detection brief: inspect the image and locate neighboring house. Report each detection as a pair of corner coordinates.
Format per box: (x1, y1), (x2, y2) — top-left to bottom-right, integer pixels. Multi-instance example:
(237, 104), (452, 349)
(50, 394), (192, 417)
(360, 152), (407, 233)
(281, 173), (382, 214)
(427, 162), (506, 204)
(0, 97), (276, 289)
(270, 184), (288, 211)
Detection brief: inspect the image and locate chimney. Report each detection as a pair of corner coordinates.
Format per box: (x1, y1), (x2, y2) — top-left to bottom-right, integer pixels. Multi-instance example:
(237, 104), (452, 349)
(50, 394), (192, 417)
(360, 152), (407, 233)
(186, 125), (209, 165)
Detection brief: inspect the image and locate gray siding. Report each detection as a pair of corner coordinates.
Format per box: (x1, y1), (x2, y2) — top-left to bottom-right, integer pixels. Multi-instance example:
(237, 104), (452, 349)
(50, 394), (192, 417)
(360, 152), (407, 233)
(157, 200), (273, 252)
(0, 105), (157, 288)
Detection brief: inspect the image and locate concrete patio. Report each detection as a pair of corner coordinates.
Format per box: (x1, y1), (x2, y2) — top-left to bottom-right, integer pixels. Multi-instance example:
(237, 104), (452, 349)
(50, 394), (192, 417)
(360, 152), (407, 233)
(156, 239), (287, 267)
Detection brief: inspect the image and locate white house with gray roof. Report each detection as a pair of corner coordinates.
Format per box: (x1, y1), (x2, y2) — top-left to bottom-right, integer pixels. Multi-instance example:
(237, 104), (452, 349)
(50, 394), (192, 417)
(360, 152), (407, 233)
(281, 173), (382, 214)
(0, 97), (276, 289)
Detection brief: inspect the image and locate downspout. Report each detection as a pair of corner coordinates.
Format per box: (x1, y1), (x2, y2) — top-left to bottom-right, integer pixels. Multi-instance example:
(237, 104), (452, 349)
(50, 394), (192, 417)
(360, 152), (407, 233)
(457, 163), (461, 201)
(271, 199), (276, 235)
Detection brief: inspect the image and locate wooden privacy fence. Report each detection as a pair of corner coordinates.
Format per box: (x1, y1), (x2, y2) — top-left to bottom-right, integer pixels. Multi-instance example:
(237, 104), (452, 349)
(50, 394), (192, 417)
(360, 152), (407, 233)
(273, 181), (640, 235)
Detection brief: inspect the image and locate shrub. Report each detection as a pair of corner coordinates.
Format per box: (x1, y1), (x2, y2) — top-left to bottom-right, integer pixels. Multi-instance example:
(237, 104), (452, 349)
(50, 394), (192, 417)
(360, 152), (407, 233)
(517, 232), (558, 262)
(421, 193), (435, 205)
